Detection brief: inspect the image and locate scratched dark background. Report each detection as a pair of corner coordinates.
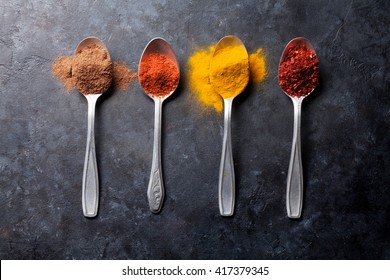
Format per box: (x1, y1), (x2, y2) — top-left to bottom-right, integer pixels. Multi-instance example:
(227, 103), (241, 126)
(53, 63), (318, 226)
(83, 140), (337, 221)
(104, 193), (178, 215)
(0, 0), (389, 259)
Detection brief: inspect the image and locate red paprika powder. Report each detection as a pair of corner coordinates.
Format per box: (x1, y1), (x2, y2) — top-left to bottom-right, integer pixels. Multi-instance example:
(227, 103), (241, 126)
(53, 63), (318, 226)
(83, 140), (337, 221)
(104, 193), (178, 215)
(278, 45), (319, 97)
(139, 53), (179, 97)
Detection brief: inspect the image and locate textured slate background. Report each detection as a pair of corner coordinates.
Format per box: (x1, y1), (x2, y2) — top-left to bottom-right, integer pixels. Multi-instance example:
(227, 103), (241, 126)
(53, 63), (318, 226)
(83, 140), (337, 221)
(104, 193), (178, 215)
(0, 0), (389, 259)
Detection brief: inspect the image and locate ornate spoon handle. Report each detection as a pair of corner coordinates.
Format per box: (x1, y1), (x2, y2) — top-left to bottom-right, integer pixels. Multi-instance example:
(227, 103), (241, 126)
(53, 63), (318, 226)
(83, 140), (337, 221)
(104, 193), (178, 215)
(147, 98), (165, 213)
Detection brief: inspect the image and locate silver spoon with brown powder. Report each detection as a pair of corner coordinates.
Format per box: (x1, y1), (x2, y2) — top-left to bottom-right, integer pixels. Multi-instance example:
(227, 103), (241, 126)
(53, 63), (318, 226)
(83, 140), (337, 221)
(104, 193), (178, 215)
(74, 37), (113, 217)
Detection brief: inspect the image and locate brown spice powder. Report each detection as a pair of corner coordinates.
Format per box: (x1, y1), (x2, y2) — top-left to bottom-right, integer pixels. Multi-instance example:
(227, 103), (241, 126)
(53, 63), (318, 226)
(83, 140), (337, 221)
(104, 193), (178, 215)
(112, 62), (138, 90)
(73, 43), (113, 94)
(52, 56), (75, 91)
(52, 52), (137, 92)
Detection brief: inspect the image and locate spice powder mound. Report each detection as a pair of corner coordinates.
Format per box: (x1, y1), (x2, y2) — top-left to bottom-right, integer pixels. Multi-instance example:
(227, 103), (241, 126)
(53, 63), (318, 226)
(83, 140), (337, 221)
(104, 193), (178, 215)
(187, 46), (222, 112)
(139, 53), (179, 97)
(73, 43), (113, 95)
(187, 44), (267, 113)
(209, 44), (249, 99)
(53, 53), (138, 92)
(278, 44), (319, 97)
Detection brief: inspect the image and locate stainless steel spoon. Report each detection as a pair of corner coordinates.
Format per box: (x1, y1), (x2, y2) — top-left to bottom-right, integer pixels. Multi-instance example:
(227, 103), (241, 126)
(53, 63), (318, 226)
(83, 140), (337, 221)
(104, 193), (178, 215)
(278, 37), (319, 219)
(74, 37), (112, 217)
(210, 36), (249, 216)
(139, 38), (180, 213)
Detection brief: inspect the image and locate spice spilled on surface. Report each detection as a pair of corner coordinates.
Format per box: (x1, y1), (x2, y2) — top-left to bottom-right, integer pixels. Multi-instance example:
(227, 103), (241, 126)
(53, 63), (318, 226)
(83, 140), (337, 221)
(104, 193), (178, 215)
(113, 62), (138, 90)
(278, 44), (319, 97)
(52, 56), (75, 91)
(187, 46), (222, 111)
(52, 55), (137, 92)
(187, 44), (267, 112)
(249, 48), (266, 84)
(138, 53), (179, 98)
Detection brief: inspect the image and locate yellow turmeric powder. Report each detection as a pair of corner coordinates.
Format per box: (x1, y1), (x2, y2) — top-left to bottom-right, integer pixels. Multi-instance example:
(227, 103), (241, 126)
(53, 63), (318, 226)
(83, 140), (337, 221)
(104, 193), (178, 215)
(187, 44), (266, 112)
(210, 45), (249, 99)
(187, 46), (223, 112)
(249, 48), (267, 84)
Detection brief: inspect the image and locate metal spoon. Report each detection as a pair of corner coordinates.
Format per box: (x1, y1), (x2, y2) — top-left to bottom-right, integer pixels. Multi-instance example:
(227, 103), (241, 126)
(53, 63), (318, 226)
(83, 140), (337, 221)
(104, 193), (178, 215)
(278, 37), (319, 219)
(74, 37), (112, 217)
(138, 38), (180, 213)
(210, 36), (249, 216)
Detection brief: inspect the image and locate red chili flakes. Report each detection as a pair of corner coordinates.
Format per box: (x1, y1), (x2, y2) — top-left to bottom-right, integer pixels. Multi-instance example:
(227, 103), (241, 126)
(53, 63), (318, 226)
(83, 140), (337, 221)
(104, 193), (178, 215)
(278, 44), (319, 97)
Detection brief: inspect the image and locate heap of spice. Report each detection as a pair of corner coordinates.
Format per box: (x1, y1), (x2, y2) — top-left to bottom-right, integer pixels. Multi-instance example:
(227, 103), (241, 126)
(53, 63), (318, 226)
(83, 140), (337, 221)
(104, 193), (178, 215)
(187, 45), (267, 112)
(53, 53), (137, 92)
(138, 53), (179, 97)
(278, 44), (319, 97)
(73, 43), (113, 94)
(209, 44), (249, 99)
(187, 46), (221, 111)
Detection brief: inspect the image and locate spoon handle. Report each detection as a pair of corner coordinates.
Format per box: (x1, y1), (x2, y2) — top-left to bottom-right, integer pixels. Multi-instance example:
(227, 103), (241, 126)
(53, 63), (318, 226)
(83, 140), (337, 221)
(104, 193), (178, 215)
(148, 98), (165, 213)
(219, 98), (235, 216)
(287, 97), (304, 218)
(82, 95), (100, 217)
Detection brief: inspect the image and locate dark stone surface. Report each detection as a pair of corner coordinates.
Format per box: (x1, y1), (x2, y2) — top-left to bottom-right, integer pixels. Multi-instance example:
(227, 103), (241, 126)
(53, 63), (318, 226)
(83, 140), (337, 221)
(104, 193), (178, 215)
(0, 0), (389, 259)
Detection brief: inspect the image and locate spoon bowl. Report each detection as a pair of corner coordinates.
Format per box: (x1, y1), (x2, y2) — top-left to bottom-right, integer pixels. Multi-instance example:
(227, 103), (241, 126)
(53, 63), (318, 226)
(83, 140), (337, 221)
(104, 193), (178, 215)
(139, 37), (180, 101)
(210, 35), (249, 216)
(74, 37), (112, 217)
(74, 37), (112, 94)
(278, 37), (319, 219)
(280, 37), (315, 62)
(75, 37), (111, 59)
(211, 35), (249, 100)
(214, 35), (246, 54)
(279, 37), (318, 99)
(139, 37), (180, 213)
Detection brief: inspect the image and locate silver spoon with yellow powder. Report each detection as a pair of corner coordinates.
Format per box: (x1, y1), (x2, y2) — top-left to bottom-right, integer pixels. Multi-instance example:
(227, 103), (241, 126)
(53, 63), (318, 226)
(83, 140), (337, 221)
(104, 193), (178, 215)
(210, 36), (249, 216)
